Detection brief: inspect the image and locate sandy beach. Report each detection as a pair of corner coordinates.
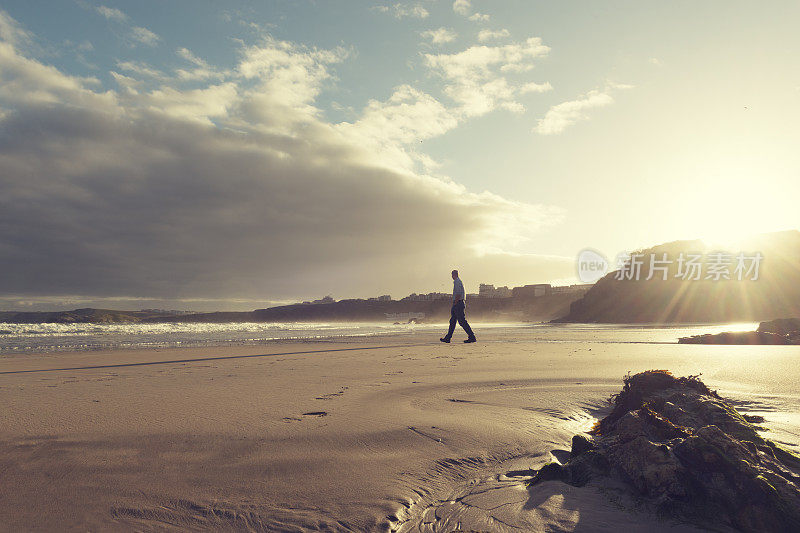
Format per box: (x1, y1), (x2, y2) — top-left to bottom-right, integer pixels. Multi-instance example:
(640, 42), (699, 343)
(3, 0), (800, 529)
(2, 327), (800, 531)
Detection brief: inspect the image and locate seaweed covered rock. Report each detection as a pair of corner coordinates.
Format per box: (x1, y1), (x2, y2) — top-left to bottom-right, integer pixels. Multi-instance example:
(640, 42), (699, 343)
(529, 370), (800, 532)
(678, 331), (794, 344)
(758, 317), (800, 336)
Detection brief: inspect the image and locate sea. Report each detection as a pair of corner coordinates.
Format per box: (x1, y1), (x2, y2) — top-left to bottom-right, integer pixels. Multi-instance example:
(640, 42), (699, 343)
(0, 321), (759, 354)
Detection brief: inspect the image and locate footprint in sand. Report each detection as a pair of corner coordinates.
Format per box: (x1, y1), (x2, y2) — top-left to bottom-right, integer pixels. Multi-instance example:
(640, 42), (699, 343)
(315, 387), (348, 400)
(408, 426), (443, 443)
(302, 411), (328, 417)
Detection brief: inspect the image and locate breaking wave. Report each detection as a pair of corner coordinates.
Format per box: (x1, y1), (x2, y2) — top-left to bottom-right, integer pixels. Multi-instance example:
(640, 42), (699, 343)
(0, 322), (438, 353)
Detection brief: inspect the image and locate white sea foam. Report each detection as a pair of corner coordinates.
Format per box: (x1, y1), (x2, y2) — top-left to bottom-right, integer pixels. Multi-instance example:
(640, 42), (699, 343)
(0, 321), (440, 353)
(0, 321), (760, 353)
(0, 322), (377, 337)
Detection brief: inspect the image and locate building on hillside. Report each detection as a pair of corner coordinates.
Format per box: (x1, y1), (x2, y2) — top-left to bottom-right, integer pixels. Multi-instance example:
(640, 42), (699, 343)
(310, 295), (335, 304)
(512, 284), (552, 298)
(479, 284), (512, 298)
(495, 286), (512, 298)
(402, 292), (450, 301)
(551, 284), (593, 295)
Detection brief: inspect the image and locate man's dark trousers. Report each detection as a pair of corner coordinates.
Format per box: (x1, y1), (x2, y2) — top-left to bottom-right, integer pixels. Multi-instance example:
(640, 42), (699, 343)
(444, 300), (475, 340)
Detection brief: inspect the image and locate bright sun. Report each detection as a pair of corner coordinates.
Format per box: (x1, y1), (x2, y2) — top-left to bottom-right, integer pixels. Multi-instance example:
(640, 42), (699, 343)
(681, 170), (792, 249)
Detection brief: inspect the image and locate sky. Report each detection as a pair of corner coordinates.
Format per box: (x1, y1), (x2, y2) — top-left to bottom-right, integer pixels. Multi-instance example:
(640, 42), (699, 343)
(0, 1), (798, 311)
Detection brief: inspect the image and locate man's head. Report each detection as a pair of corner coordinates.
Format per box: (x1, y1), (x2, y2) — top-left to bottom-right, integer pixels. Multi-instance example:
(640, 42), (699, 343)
(451, 269), (459, 279)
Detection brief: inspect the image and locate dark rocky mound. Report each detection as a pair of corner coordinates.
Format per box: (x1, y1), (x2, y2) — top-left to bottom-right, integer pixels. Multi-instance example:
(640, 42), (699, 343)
(759, 318), (800, 339)
(0, 308), (187, 324)
(555, 230), (800, 323)
(679, 317), (800, 344)
(678, 331), (795, 345)
(528, 370), (800, 532)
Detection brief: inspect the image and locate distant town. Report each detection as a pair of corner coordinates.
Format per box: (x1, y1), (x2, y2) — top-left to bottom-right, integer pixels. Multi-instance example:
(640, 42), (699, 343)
(0, 283), (594, 325)
(299, 282), (591, 306)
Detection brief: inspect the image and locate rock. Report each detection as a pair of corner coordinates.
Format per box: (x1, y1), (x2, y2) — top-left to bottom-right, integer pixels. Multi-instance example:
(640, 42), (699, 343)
(678, 331), (793, 345)
(531, 461), (569, 484)
(570, 434), (595, 458)
(757, 317), (800, 336)
(529, 370), (800, 532)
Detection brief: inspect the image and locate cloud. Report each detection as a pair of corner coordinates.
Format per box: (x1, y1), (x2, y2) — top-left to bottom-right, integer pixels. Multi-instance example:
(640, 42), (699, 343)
(373, 3), (429, 19)
(534, 84), (631, 135)
(477, 28), (509, 42)
(130, 26), (160, 46)
(520, 81), (553, 94)
(96, 5), (128, 22)
(0, 17), (566, 305)
(114, 48), (225, 84)
(425, 38), (549, 80)
(0, 41), (110, 108)
(88, 5), (160, 48)
(424, 37), (550, 116)
(0, 9), (32, 46)
(421, 27), (457, 45)
(76, 40), (94, 52)
(113, 37), (346, 127)
(234, 37), (349, 129)
(452, 1), (489, 21)
(453, 0), (471, 16)
(116, 60), (164, 79)
(133, 82), (239, 123)
(336, 85), (459, 170)
(176, 47), (226, 81)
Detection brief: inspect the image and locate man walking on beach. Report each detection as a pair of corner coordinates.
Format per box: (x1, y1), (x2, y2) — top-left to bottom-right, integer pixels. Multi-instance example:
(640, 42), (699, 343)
(440, 269), (477, 344)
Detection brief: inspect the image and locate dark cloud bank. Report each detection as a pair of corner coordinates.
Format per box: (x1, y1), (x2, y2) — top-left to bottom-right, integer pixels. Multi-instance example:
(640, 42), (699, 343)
(0, 14), (569, 310)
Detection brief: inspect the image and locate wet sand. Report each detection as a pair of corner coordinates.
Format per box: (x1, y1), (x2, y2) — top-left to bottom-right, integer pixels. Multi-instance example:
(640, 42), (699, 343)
(1, 329), (799, 531)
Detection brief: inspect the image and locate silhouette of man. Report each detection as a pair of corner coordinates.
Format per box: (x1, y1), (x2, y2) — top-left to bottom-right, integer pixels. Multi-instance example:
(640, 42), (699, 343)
(440, 269), (477, 343)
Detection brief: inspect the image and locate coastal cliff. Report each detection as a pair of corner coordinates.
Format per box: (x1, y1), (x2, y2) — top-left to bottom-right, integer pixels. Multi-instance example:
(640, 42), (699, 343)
(146, 292), (580, 324)
(0, 293), (582, 324)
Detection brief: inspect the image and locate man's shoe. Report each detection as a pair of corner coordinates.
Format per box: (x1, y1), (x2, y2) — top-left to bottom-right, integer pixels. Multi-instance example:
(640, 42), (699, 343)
(440, 337), (451, 343)
(464, 337), (477, 343)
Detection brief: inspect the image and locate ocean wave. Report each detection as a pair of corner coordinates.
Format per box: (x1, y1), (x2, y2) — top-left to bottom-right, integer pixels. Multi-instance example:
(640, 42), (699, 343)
(0, 321), (437, 353)
(0, 321), (392, 337)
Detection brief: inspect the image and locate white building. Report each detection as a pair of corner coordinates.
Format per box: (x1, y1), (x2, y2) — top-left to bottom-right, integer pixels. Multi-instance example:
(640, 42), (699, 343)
(551, 284), (593, 294)
(403, 292), (449, 301)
